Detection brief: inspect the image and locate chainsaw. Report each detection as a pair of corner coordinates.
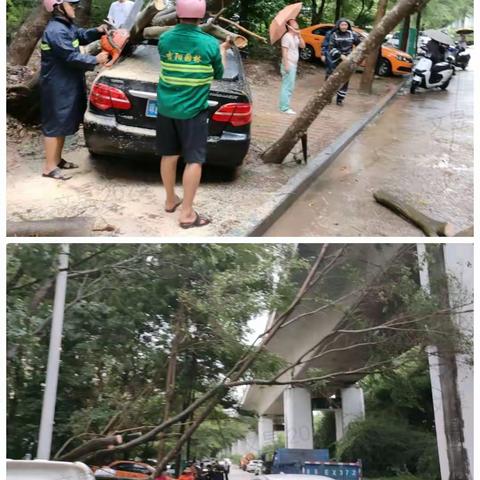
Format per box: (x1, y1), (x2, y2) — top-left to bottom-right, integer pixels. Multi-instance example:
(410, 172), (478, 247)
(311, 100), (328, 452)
(99, 0), (144, 67)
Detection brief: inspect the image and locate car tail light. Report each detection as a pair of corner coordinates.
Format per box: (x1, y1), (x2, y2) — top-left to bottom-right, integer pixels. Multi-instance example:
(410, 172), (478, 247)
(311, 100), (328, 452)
(212, 103), (252, 127)
(90, 83), (131, 111)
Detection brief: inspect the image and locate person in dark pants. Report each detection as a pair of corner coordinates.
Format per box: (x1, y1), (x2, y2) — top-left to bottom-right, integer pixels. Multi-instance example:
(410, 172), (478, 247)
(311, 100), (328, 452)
(321, 18), (361, 106)
(40, 0), (108, 180)
(156, 0), (231, 229)
(425, 38), (447, 65)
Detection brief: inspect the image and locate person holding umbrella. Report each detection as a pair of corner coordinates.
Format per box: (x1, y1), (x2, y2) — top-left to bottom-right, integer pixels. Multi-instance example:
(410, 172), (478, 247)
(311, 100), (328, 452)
(269, 2), (304, 114)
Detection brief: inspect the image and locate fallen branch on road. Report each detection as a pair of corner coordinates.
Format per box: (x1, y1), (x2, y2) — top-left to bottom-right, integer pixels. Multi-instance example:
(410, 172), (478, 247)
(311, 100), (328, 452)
(373, 190), (454, 236)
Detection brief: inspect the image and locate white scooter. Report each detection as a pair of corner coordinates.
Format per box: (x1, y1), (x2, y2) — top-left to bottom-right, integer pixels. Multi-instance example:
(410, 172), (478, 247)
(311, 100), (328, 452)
(410, 48), (454, 94)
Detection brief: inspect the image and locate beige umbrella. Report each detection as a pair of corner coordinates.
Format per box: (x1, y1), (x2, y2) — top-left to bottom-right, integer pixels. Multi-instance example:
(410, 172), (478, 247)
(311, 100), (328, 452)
(269, 2), (303, 45)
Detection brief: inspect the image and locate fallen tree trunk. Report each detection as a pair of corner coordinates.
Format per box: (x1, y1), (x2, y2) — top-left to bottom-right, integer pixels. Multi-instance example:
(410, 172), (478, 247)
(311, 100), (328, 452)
(261, 0), (431, 164)
(144, 22), (248, 47)
(129, 0), (167, 44)
(454, 226), (473, 237)
(373, 190), (454, 236)
(7, 1), (51, 65)
(218, 16), (267, 42)
(7, 67), (41, 124)
(152, 8), (177, 26)
(58, 435), (123, 462)
(7, 217), (99, 237)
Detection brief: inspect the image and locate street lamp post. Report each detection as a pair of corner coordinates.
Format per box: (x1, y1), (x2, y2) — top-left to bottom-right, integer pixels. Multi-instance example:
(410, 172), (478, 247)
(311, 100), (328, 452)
(36, 244), (70, 460)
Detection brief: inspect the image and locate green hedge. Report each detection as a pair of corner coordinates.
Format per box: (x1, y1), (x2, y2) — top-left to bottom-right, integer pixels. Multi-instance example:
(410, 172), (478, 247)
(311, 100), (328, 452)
(336, 416), (440, 479)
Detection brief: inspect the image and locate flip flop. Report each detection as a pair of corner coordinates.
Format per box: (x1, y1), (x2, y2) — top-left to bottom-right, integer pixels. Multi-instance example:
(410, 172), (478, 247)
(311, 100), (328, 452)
(42, 167), (72, 181)
(179, 212), (211, 229)
(165, 198), (183, 213)
(58, 159), (79, 169)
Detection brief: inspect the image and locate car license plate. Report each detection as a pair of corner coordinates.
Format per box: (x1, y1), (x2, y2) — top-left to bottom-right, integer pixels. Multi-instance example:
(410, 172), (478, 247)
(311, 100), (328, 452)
(145, 99), (157, 118)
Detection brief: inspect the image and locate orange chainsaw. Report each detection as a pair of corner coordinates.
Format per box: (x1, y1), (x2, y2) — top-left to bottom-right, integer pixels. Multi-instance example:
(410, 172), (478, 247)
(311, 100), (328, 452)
(99, 0), (144, 67)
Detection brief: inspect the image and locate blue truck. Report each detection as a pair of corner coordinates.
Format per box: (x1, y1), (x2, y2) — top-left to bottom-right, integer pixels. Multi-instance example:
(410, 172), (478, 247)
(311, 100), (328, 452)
(271, 449), (329, 474)
(270, 449), (362, 480)
(303, 461), (362, 480)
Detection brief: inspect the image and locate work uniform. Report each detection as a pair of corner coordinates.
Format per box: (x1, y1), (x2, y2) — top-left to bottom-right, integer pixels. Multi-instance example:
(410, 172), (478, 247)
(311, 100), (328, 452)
(322, 18), (361, 103)
(156, 23), (224, 164)
(40, 15), (101, 137)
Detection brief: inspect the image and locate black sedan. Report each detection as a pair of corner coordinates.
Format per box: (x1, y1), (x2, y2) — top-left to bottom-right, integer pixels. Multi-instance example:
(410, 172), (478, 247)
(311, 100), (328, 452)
(84, 42), (252, 170)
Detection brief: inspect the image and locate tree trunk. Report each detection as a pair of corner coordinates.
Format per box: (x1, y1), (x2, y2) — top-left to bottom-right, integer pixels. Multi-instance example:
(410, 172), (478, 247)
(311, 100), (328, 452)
(335, 0), (343, 21)
(414, 9), (422, 56)
(400, 14), (410, 51)
(311, 0), (318, 24)
(156, 310), (184, 462)
(75, 0), (93, 27)
(359, 0), (388, 94)
(7, 2), (51, 65)
(317, 0), (327, 23)
(239, 0), (252, 28)
(261, 0), (431, 164)
(355, 0), (367, 25)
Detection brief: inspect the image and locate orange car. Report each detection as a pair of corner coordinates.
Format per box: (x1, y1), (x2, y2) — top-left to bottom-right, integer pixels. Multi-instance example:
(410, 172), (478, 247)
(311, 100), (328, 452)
(299, 23), (413, 76)
(108, 461), (155, 479)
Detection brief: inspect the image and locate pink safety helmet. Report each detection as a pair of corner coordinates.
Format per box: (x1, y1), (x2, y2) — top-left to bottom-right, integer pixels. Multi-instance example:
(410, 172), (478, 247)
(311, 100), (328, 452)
(43, 0), (79, 12)
(176, 0), (206, 19)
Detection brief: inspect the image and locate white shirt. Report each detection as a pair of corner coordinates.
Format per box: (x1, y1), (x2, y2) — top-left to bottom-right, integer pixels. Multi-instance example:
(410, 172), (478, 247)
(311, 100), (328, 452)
(281, 31), (300, 68)
(107, 0), (135, 27)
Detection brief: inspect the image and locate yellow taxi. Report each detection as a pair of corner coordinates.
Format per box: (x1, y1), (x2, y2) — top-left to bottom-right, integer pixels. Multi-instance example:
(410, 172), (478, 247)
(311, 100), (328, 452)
(299, 23), (413, 76)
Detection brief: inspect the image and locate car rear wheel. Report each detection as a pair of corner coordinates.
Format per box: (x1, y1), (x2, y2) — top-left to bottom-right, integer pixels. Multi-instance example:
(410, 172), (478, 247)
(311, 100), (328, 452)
(376, 58), (392, 77)
(300, 45), (315, 62)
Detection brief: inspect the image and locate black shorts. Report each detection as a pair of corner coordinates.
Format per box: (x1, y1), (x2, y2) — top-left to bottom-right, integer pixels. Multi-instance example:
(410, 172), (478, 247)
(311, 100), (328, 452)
(156, 109), (209, 164)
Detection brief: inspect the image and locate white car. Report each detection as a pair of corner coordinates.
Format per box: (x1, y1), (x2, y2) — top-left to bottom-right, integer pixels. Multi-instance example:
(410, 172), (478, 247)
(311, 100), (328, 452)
(94, 467), (117, 479)
(246, 460), (264, 473)
(7, 460), (95, 480)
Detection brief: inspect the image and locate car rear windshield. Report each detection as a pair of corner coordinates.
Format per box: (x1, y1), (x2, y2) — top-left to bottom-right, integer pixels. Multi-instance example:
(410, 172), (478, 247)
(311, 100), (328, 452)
(143, 41), (240, 81)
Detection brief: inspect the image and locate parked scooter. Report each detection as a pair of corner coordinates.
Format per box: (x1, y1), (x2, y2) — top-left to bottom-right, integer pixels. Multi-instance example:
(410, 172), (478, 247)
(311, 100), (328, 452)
(447, 43), (470, 70)
(410, 46), (454, 94)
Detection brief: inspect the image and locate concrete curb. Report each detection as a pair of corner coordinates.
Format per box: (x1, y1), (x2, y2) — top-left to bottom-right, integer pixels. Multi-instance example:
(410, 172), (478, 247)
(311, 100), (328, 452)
(235, 79), (408, 237)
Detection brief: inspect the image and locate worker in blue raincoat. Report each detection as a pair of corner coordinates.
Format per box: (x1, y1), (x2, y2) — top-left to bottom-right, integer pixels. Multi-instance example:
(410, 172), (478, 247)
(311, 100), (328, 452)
(40, 0), (109, 180)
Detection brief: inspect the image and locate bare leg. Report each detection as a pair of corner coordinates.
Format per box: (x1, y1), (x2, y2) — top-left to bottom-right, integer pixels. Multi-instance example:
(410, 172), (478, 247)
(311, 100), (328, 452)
(180, 162), (203, 224)
(43, 136), (64, 174)
(160, 155), (181, 211)
(56, 137), (65, 162)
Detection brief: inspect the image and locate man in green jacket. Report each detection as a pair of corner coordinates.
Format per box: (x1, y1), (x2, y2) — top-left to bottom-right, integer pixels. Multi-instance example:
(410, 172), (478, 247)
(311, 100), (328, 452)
(157, 0), (231, 229)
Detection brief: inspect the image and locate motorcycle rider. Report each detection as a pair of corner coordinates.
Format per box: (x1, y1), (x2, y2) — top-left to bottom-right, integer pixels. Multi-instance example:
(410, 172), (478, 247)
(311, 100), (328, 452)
(321, 18), (361, 106)
(424, 38), (447, 65)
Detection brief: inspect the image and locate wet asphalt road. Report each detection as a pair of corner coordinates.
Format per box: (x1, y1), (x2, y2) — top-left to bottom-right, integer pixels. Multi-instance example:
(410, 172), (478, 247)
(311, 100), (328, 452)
(265, 51), (474, 237)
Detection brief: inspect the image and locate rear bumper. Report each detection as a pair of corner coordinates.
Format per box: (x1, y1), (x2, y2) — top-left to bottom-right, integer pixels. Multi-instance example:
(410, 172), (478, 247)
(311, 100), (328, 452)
(83, 111), (250, 168)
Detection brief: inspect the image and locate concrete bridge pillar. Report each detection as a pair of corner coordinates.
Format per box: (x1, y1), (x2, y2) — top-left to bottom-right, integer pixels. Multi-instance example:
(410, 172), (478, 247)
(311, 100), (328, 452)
(258, 416), (274, 451)
(335, 410), (344, 441)
(418, 244), (473, 480)
(284, 387), (313, 449)
(341, 384), (365, 433)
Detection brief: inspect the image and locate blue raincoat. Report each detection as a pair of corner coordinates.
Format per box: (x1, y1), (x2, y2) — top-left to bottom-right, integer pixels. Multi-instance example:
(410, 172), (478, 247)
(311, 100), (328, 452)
(40, 15), (101, 137)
